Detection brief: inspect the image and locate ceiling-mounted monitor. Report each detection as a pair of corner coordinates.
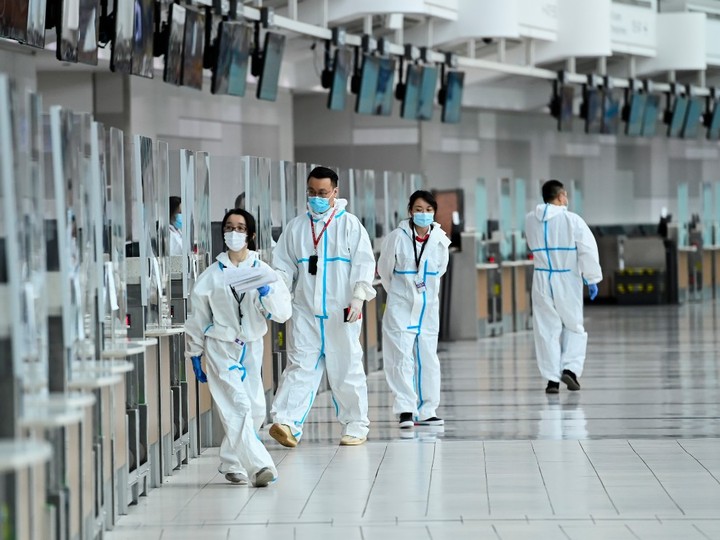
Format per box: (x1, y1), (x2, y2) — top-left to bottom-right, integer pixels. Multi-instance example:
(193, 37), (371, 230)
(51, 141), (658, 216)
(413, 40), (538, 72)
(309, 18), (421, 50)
(373, 56), (396, 116)
(0, 0), (30, 43)
(212, 21), (253, 96)
(181, 7), (204, 90)
(400, 64), (422, 121)
(417, 64), (438, 121)
(327, 47), (352, 111)
(57, 0), (99, 64)
(356, 54), (380, 115)
(558, 85), (575, 132)
(625, 93), (646, 137)
(707, 100), (720, 141)
(441, 70), (464, 124)
(256, 31), (286, 102)
(583, 87), (602, 134)
(600, 91), (620, 135)
(681, 97), (702, 139)
(131, 0), (154, 78)
(641, 94), (660, 137)
(163, 3), (186, 86)
(111, 0), (134, 73)
(667, 95), (688, 138)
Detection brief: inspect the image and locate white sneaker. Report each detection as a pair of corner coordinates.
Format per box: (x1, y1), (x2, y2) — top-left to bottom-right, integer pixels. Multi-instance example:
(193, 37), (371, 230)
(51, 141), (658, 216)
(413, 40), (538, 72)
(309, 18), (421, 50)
(224, 472), (248, 485)
(339, 435), (367, 446)
(252, 467), (275, 488)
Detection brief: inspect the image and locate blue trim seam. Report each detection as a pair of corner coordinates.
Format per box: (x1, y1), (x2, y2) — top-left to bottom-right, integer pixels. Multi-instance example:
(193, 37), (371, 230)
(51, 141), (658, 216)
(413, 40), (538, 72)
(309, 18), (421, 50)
(331, 395), (339, 417)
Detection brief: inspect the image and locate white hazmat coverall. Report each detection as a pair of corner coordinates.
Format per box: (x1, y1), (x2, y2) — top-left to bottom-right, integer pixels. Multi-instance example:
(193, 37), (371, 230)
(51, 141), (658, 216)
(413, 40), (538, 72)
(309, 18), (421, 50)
(185, 251), (291, 479)
(271, 198), (376, 440)
(378, 220), (450, 420)
(524, 203), (602, 382)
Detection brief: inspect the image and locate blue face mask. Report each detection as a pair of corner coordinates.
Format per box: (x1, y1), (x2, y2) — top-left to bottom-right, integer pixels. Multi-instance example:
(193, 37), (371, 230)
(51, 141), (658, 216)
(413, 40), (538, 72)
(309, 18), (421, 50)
(174, 213), (182, 230)
(308, 196), (331, 214)
(413, 212), (434, 228)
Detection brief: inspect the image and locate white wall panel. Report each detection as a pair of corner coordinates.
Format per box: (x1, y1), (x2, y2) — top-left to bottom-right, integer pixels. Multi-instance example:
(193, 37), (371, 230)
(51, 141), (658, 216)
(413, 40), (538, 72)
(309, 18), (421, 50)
(638, 12), (706, 73)
(517, 0), (559, 41)
(537, 0), (612, 63)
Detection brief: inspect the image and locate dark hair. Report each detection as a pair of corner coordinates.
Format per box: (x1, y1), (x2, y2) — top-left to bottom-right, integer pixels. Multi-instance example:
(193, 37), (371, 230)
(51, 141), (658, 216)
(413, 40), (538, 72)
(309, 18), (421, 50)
(542, 180), (565, 203)
(221, 208), (257, 251)
(169, 196), (182, 219)
(234, 192), (245, 209)
(408, 190), (438, 213)
(307, 166), (338, 188)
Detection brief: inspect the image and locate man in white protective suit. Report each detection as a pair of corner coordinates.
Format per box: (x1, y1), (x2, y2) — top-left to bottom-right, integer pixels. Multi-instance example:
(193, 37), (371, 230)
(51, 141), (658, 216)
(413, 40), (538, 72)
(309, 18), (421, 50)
(525, 180), (602, 394)
(269, 166), (376, 447)
(185, 209), (292, 487)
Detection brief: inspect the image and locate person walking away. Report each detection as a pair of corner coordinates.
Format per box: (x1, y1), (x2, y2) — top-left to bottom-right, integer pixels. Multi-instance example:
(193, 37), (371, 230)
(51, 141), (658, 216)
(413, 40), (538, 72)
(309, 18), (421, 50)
(524, 180), (602, 394)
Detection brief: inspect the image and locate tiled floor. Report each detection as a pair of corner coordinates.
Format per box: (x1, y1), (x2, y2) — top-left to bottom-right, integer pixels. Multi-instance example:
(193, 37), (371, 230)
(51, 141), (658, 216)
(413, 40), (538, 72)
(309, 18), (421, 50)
(107, 303), (720, 539)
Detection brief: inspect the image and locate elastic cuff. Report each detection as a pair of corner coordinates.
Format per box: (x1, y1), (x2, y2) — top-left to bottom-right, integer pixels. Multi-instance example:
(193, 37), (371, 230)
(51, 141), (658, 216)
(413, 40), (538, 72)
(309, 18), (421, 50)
(353, 281), (376, 301)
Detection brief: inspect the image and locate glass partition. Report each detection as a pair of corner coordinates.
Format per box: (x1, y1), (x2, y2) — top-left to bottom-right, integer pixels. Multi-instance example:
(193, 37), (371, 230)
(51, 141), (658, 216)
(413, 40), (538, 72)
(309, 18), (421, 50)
(514, 178), (527, 259)
(702, 182), (712, 247)
(194, 151), (211, 274)
(677, 182), (689, 247)
(155, 141), (170, 327)
(245, 156), (272, 261)
(475, 177), (488, 263)
(715, 181), (720, 245)
(499, 178), (513, 260)
(180, 150), (195, 298)
(107, 127), (127, 344)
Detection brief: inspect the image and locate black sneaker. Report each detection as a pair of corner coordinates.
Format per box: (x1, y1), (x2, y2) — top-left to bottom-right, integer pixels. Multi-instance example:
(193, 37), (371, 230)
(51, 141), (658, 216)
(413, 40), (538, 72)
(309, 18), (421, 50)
(399, 412), (414, 429)
(561, 369), (581, 391)
(415, 417), (444, 426)
(545, 381), (560, 394)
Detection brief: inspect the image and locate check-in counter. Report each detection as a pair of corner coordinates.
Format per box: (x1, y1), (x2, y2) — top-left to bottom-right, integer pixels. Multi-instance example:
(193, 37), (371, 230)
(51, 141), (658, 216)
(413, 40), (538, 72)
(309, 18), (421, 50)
(500, 260), (534, 333)
(477, 263), (503, 337)
(0, 440), (53, 540)
(145, 327), (187, 479)
(704, 245), (720, 299)
(678, 246), (697, 303)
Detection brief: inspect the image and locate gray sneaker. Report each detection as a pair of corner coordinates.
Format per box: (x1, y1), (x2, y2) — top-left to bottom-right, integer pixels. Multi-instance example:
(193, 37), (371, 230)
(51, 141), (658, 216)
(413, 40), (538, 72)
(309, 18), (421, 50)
(224, 472), (248, 485)
(252, 467), (275, 488)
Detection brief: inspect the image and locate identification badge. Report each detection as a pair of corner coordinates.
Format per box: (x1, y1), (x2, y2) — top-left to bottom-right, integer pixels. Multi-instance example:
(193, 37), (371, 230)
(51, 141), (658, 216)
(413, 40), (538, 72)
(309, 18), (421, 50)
(308, 255), (318, 275)
(414, 279), (426, 293)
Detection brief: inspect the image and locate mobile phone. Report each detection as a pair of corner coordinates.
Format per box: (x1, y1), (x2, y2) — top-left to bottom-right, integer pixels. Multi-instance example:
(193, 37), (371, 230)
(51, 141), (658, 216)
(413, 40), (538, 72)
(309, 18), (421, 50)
(343, 307), (362, 322)
(308, 254), (318, 275)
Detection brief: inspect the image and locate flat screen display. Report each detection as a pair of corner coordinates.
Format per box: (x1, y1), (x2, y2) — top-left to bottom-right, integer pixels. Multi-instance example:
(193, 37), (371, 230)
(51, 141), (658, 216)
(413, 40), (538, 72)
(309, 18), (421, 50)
(131, 0), (154, 78)
(668, 96), (688, 138)
(417, 65), (438, 121)
(601, 91), (620, 135)
(212, 21), (252, 96)
(641, 94), (659, 137)
(682, 97), (702, 139)
(373, 56), (395, 116)
(584, 88), (602, 134)
(181, 8), (204, 90)
(327, 47), (352, 111)
(558, 85), (575, 132)
(0, 0), (29, 42)
(257, 32), (286, 102)
(707, 100), (720, 141)
(57, 0), (79, 61)
(27, 0), (46, 47)
(356, 54), (380, 115)
(400, 64), (422, 121)
(111, 0), (133, 73)
(442, 70), (464, 124)
(163, 3), (186, 86)
(76, 0), (98, 64)
(625, 93), (646, 137)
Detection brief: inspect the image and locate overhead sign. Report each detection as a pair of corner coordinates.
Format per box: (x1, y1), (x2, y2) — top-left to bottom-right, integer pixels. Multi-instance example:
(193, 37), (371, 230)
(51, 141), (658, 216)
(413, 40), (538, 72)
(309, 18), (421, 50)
(611, 0), (657, 56)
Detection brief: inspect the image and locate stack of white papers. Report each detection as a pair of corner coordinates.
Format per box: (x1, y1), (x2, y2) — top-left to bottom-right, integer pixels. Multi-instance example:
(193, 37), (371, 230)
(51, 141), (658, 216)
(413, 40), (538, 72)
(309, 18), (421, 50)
(222, 265), (278, 294)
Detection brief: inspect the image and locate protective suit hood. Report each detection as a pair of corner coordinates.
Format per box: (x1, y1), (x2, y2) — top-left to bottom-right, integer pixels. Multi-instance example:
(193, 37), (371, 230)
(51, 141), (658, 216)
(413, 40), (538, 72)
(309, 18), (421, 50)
(216, 249), (258, 267)
(534, 203), (566, 222)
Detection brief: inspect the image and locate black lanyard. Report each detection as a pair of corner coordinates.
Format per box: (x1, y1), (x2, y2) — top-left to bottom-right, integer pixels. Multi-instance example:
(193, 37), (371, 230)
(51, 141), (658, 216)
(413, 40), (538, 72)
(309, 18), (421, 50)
(229, 286), (246, 323)
(411, 227), (432, 270)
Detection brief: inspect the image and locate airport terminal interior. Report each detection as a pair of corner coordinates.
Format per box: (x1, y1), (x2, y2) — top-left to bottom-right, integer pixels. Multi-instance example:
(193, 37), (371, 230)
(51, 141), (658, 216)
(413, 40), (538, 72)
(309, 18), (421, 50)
(1, 0), (720, 538)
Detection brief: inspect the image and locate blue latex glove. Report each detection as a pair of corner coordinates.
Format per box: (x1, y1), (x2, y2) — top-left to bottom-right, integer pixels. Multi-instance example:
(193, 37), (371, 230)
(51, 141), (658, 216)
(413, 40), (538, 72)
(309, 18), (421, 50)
(191, 356), (207, 383)
(257, 284), (270, 297)
(588, 283), (598, 301)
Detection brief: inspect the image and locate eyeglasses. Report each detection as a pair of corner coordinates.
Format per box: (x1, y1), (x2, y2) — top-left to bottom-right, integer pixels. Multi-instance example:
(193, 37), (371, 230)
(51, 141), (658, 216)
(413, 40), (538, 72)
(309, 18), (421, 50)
(307, 189), (334, 198)
(223, 225), (247, 233)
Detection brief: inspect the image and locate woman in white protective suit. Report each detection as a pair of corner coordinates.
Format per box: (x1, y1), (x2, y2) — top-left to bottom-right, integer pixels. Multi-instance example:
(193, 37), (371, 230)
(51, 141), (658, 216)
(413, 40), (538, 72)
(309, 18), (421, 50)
(185, 208), (292, 487)
(378, 190), (451, 429)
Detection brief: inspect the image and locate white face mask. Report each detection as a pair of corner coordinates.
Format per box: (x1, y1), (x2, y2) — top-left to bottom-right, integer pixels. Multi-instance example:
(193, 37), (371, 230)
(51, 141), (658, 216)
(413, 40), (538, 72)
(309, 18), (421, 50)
(224, 231), (247, 252)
